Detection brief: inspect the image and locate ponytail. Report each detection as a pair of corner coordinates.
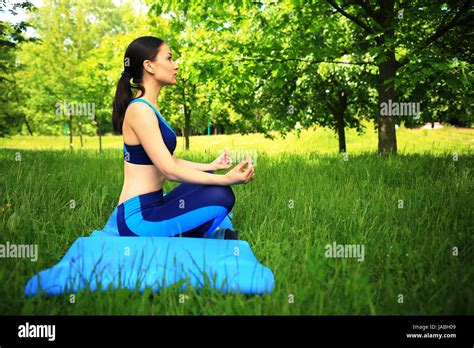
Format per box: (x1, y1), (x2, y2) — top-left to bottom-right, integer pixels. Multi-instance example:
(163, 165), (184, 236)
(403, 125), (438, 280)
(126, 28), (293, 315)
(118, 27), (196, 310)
(112, 74), (133, 134)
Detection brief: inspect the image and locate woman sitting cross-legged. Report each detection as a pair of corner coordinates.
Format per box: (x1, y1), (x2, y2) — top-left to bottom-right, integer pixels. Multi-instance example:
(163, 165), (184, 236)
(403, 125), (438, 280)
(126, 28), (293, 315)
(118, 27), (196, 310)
(111, 36), (255, 240)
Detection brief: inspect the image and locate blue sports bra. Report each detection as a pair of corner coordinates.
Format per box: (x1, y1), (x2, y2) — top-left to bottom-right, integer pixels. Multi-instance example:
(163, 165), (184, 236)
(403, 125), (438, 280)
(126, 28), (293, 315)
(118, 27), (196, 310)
(123, 98), (177, 165)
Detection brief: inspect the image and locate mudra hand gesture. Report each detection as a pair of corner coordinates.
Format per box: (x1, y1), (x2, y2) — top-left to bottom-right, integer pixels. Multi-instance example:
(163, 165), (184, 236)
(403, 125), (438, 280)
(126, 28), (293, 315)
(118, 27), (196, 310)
(210, 149), (233, 171)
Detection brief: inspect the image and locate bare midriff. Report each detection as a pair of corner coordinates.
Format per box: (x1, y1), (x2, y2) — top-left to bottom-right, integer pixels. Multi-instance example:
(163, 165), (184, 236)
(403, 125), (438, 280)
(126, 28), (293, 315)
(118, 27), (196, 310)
(117, 163), (165, 205)
(117, 112), (166, 206)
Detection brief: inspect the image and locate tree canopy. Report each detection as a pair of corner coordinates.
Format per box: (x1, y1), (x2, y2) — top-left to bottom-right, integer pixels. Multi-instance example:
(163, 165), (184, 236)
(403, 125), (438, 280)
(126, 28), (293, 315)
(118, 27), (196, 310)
(1, 0), (471, 153)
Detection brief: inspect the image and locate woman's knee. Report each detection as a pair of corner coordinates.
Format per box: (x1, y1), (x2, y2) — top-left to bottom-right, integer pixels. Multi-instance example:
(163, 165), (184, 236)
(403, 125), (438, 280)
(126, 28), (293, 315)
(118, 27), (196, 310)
(224, 186), (236, 211)
(208, 185), (235, 211)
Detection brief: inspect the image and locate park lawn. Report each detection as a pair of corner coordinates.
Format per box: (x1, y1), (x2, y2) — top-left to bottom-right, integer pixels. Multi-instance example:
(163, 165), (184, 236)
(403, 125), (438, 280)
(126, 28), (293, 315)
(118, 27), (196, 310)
(0, 126), (472, 315)
(1, 123), (472, 155)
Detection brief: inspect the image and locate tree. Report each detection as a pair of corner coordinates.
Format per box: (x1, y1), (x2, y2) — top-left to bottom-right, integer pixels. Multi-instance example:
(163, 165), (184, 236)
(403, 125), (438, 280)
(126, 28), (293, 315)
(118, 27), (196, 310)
(0, 0), (36, 137)
(148, 0), (380, 152)
(14, 0), (135, 147)
(325, 0), (472, 153)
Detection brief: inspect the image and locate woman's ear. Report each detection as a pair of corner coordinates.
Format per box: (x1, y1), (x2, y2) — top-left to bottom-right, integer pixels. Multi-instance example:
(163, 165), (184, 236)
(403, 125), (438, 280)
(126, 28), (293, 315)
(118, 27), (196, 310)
(143, 60), (155, 74)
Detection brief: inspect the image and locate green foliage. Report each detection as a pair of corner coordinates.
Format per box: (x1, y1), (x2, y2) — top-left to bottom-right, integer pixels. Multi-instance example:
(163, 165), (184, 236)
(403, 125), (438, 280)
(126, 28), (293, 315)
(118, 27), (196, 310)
(0, 1), (37, 136)
(1, 0), (471, 152)
(13, 0), (137, 138)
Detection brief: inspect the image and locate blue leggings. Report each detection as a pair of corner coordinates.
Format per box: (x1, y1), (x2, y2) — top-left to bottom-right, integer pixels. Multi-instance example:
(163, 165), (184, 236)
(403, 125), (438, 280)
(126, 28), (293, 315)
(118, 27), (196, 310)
(117, 171), (235, 238)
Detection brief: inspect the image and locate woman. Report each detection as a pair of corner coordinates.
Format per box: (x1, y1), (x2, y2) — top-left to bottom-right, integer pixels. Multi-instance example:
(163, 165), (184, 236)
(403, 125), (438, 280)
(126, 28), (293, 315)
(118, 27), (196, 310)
(111, 36), (255, 240)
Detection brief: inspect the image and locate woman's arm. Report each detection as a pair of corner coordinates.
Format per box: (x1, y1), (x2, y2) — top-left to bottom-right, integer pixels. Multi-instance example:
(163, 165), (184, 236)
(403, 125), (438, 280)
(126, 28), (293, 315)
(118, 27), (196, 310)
(173, 155), (216, 172)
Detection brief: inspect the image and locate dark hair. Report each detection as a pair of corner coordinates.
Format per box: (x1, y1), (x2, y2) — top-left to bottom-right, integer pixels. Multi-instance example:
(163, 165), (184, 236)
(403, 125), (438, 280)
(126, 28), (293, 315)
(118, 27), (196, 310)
(112, 36), (165, 134)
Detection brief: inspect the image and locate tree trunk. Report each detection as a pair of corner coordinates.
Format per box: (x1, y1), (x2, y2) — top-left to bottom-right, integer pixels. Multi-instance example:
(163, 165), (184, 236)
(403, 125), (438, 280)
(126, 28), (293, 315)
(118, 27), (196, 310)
(377, 0), (397, 154)
(95, 114), (102, 153)
(181, 84), (191, 150)
(78, 118), (83, 148)
(23, 115), (33, 136)
(182, 92), (192, 150)
(184, 108), (191, 150)
(68, 112), (73, 150)
(377, 51), (398, 154)
(335, 91), (347, 153)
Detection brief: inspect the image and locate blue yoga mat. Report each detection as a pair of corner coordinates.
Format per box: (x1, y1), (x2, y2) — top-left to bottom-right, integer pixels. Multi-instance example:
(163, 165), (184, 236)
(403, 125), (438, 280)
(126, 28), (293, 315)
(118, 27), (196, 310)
(25, 194), (274, 297)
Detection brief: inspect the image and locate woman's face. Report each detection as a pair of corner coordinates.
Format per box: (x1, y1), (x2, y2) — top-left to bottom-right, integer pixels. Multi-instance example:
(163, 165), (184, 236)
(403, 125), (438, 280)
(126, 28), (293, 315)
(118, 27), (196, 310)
(145, 43), (179, 86)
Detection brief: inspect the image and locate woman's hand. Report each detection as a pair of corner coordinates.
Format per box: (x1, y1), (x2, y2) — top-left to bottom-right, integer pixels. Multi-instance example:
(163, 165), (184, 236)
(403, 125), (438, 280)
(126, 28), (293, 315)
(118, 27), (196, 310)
(210, 149), (233, 171)
(223, 157), (255, 185)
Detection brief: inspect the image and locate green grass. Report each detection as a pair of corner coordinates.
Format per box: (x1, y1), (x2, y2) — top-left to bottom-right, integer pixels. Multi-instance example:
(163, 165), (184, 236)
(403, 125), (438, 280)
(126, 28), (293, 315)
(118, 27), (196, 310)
(1, 123), (472, 155)
(0, 126), (473, 315)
